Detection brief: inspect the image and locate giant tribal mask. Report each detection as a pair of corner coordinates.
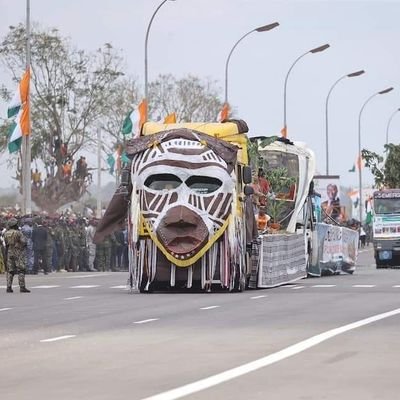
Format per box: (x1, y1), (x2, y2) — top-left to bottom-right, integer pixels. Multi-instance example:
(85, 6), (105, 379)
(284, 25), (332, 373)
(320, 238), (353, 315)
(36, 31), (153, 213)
(129, 129), (238, 267)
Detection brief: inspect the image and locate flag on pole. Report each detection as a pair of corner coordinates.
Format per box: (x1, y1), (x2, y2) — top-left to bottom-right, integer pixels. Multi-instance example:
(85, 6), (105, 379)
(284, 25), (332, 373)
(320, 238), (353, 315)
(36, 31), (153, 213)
(217, 103), (229, 122)
(107, 145), (123, 175)
(7, 69), (30, 118)
(7, 104), (30, 153)
(365, 196), (373, 225)
(349, 154), (364, 172)
(356, 154), (364, 170)
(164, 112), (176, 124)
(348, 189), (359, 208)
(121, 99), (148, 138)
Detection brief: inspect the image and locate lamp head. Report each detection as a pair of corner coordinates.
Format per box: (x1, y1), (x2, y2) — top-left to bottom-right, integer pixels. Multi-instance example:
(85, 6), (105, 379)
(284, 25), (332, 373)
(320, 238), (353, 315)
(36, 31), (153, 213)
(255, 22), (280, 32)
(379, 87), (394, 95)
(347, 70), (365, 78)
(310, 44), (330, 53)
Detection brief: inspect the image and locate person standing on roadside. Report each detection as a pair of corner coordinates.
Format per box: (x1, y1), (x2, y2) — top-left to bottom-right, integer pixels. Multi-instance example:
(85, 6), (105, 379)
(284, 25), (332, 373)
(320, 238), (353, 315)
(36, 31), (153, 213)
(4, 218), (30, 293)
(32, 217), (48, 274)
(21, 218), (34, 274)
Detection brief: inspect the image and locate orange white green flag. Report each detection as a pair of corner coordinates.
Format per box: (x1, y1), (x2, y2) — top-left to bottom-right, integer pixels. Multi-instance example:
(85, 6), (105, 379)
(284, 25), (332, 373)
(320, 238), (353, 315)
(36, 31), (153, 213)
(122, 99), (148, 138)
(7, 69), (30, 118)
(164, 112), (177, 124)
(217, 103), (229, 122)
(7, 69), (30, 153)
(8, 106), (30, 153)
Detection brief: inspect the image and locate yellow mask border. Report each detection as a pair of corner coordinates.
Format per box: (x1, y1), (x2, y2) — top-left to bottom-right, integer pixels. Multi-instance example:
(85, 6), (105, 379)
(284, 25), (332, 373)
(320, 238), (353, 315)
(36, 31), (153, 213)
(141, 215), (231, 267)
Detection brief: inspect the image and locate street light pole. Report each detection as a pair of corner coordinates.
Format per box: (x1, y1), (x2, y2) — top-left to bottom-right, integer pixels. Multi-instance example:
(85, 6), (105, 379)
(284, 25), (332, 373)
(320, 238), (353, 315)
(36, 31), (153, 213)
(358, 87), (393, 226)
(325, 70), (365, 175)
(386, 108), (400, 146)
(224, 22), (279, 105)
(283, 44), (330, 138)
(144, 0), (175, 118)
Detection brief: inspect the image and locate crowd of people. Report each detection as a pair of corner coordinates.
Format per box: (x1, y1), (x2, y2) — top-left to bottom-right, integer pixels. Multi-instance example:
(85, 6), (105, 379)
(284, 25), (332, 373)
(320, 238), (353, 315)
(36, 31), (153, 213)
(0, 214), (129, 292)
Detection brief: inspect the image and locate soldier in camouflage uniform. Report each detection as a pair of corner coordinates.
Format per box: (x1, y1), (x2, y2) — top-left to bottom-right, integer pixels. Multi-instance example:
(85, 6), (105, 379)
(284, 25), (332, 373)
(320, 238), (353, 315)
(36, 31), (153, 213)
(96, 234), (113, 272)
(54, 221), (64, 272)
(77, 220), (88, 271)
(21, 218), (34, 274)
(45, 219), (55, 272)
(4, 218), (30, 293)
(69, 223), (80, 272)
(63, 223), (73, 271)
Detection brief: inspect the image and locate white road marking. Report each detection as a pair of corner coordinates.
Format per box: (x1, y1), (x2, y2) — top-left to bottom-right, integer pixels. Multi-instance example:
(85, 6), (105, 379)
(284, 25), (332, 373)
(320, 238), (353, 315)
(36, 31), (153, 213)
(64, 296), (83, 300)
(312, 285), (336, 288)
(250, 295), (267, 300)
(40, 335), (76, 343)
(66, 274), (111, 279)
(393, 285), (400, 288)
(0, 285), (16, 289)
(134, 319), (159, 324)
(110, 285), (129, 289)
(70, 285), (100, 289)
(352, 284), (376, 288)
(30, 285), (60, 289)
(291, 286), (304, 290)
(0, 308), (12, 312)
(140, 308), (400, 400)
(200, 306), (220, 310)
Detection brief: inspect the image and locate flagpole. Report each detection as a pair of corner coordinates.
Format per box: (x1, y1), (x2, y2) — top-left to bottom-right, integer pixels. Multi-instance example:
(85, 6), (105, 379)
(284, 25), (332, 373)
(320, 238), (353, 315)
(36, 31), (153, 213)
(22, 0), (32, 214)
(96, 127), (102, 219)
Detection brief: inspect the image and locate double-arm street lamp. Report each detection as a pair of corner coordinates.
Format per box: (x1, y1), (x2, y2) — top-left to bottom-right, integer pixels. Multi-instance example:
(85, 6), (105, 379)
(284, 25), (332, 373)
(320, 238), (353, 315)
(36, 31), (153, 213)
(325, 70), (365, 175)
(144, 0), (176, 119)
(357, 87), (394, 225)
(224, 22), (279, 105)
(282, 44), (330, 137)
(386, 108), (400, 146)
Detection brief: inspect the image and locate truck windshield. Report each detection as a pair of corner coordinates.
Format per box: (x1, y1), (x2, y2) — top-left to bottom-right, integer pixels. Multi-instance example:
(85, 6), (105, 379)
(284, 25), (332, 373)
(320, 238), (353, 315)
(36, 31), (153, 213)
(374, 198), (400, 214)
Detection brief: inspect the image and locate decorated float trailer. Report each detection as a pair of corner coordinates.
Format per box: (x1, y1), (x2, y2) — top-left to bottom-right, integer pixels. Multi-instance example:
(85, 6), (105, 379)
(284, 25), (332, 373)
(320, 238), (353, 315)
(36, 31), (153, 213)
(254, 138), (317, 287)
(95, 121), (317, 292)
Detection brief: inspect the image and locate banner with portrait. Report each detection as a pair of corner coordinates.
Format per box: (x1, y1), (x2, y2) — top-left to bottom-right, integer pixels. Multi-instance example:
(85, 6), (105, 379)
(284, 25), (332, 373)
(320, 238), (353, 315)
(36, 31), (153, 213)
(308, 223), (359, 276)
(313, 175), (344, 222)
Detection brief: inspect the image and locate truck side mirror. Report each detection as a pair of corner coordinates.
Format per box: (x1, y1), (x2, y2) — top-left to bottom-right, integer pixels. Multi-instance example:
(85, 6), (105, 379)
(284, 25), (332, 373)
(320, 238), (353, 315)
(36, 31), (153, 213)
(243, 166), (252, 184)
(244, 185), (254, 196)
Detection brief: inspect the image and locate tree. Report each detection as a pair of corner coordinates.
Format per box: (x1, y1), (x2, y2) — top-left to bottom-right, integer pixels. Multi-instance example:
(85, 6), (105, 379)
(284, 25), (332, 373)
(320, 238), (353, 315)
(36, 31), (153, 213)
(148, 74), (223, 122)
(0, 24), (133, 213)
(362, 144), (400, 189)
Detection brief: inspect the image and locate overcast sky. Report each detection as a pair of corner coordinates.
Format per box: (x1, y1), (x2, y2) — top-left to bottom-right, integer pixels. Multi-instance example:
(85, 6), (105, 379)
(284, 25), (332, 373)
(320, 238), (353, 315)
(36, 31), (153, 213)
(1, 0), (399, 189)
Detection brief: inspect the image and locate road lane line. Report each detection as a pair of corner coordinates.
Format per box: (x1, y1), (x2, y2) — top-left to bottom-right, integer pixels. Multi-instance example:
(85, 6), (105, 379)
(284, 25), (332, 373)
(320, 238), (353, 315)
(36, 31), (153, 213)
(70, 285), (100, 289)
(312, 285), (336, 288)
(66, 274), (111, 279)
(200, 306), (220, 310)
(134, 319), (159, 324)
(140, 307), (400, 400)
(352, 285), (376, 288)
(40, 335), (76, 343)
(110, 285), (129, 289)
(393, 285), (400, 288)
(250, 295), (267, 300)
(64, 296), (83, 300)
(0, 308), (12, 312)
(30, 285), (61, 289)
(291, 286), (304, 290)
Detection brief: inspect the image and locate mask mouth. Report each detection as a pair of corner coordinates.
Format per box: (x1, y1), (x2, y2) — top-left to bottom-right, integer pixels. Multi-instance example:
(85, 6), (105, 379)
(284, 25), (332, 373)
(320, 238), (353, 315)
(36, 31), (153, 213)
(157, 205), (209, 259)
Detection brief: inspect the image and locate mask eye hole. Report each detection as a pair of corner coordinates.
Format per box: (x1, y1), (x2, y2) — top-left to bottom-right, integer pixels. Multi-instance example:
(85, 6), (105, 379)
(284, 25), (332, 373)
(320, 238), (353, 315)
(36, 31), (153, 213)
(144, 174), (182, 190)
(186, 176), (223, 194)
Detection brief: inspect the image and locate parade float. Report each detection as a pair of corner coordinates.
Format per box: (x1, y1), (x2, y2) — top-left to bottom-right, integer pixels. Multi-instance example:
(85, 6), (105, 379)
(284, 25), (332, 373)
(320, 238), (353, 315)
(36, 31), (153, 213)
(95, 120), (319, 292)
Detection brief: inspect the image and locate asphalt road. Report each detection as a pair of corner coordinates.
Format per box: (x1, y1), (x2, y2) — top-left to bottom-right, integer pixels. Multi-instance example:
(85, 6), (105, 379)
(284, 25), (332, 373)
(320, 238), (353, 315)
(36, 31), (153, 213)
(1, 246), (400, 400)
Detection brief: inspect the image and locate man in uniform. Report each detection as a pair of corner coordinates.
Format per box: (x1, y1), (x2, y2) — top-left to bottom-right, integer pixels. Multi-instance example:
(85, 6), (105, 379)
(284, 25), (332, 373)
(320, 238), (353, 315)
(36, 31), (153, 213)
(4, 218), (30, 293)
